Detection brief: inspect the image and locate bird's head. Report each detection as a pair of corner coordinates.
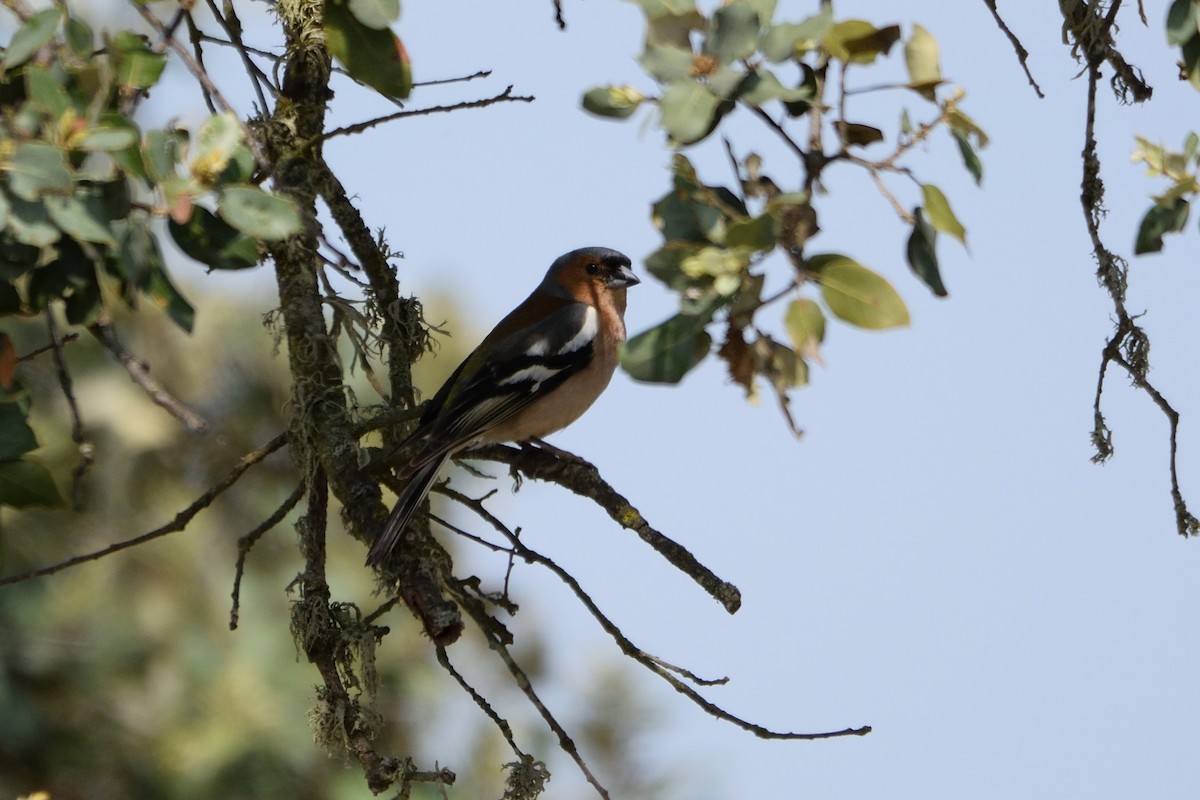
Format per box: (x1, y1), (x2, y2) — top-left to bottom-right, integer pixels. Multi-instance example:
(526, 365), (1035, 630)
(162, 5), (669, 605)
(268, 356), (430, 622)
(543, 247), (640, 304)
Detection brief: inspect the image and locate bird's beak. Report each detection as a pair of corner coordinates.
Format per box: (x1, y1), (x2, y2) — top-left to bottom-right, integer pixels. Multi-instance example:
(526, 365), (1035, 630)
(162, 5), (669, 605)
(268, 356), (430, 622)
(608, 264), (641, 289)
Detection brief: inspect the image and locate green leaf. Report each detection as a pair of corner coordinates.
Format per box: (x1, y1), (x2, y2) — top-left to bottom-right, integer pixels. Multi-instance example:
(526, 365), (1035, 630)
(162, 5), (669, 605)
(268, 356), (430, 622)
(1167, 0), (1199, 46)
(1183, 33), (1200, 91)
(324, 0), (412, 99)
(761, 10), (833, 61)
(836, 121), (884, 147)
(582, 86), (645, 120)
(645, 241), (703, 290)
(680, 246), (750, 285)
(25, 65), (74, 118)
(143, 129), (187, 183)
(145, 260), (195, 331)
(6, 142), (73, 201)
(1134, 196), (1190, 254)
(904, 23), (942, 99)
(740, 0), (775, 24)
(0, 279), (19, 313)
(738, 68), (813, 107)
(659, 80), (721, 144)
(706, 1), (760, 64)
(952, 129), (983, 185)
(629, 0), (697, 16)
(347, 0), (400, 29)
(725, 213), (776, 251)
(0, 458), (64, 508)
(638, 43), (695, 83)
(646, 10), (705, 48)
(0, 232), (37, 281)
(214, 145), (256, 187)
(65, 15), (94, 57)
(842, 23), (901, 60)
(218, 186), (303, 241)
(190, 111), (245, 184)
(0, 400), (38, 460)
(783, 8), (834, 59)
(7, 194), (60, 247)
(75, 119), (140, 153)
(652, 183), (725, 244)
(784, 297), (825, 358)
(761, 23), (806, 62)
(707, 64), (747, 99)
(810, 253), (910, 329)
(756, 336), (806, 390)
(823, 20), (897, 64)
(906, 207), (947, 297)
(920, 184), (966, 245)
(622, 313), (712, 383)
(2, 9), (61, 71)
(45, 195), (117, 246)
(110, 31), (168, 90)
(63, 264), (101, 325)
(169, 205), (260, 270)
(114, 221), (163, 296)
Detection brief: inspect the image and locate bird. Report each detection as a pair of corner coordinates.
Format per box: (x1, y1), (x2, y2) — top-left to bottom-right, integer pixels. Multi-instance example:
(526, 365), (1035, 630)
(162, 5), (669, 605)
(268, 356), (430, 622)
(366, 246), (640, 567)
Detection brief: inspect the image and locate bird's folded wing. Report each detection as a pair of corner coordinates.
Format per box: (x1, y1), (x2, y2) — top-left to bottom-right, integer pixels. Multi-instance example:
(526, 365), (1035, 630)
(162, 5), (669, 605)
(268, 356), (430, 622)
(403, 303), (598, 467)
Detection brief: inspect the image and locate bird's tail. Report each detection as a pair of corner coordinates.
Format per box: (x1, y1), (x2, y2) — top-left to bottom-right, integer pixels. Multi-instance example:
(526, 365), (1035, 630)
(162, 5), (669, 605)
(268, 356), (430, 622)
(366, 456), (447, 567)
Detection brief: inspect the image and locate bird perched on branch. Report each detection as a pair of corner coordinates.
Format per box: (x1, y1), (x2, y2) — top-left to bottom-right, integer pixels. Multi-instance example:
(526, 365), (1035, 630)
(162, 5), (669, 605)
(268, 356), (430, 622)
(366, 247), (640, 567)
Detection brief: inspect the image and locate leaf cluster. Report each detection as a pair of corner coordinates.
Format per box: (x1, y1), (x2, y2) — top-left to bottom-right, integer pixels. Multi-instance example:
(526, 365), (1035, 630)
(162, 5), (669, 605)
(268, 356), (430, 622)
(1132, 133), (1200, 254)
(583, 0), (985, 428)
(0, 10), (310, 511)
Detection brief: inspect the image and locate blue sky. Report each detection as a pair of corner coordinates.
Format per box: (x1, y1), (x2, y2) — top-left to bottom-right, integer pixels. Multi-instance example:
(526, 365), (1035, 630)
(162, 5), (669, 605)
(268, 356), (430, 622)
(176, 1), (1200, 796)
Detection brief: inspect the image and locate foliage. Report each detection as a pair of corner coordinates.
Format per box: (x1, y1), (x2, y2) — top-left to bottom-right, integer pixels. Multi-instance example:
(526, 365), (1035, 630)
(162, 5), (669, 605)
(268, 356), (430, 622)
(583, 0), (981, 431)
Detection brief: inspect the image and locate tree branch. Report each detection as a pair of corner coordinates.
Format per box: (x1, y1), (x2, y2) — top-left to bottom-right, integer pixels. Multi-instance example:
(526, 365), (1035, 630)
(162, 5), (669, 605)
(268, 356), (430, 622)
(443, 484), (869, 741)
(467, 443), (743, 614)
(980, 0), (1045, 98)
(0, 432), (288, 586)
(89, 317), (209, 433)
(46, 310), (93, 510)
(322, 85), (534, 140)
(229, 480), (307, 629)
(1074, 14), (1196, 535)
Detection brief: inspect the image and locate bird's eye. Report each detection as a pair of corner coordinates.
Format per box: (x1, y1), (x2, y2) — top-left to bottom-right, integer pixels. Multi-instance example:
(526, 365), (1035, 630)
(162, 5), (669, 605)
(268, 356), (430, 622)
(585, 262), (600, 275)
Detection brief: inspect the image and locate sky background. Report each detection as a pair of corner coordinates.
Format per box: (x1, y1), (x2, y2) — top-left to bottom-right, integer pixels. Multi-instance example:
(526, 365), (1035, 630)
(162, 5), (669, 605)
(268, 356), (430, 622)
(150, 1), (1200, 797)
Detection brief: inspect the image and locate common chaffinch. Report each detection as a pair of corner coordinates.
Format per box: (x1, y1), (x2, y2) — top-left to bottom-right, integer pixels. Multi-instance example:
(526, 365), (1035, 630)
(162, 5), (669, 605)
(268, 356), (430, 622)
(366, 246), (640, 566)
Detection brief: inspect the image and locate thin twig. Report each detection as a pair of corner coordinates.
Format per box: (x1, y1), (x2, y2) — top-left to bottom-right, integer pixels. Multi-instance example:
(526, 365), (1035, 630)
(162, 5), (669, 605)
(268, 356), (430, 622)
(1075, 18), (1196, 535)
(434, 645), (525, 755)
(194, 33), (282, 63)
(204, 0), (276, 108)
(413, 69), (492, 88)
(89, 318), (209, 433)
(131, 2), (270, 169)
(0, 432), (288, 586)
(18, 332), (79, 362)
(748, 105), (806, 161)
(0, 0), (35, 22)
(1107, 349), (1196, 535)
(229, 480), (307, 629)
(184, 11), (220, 114)
(443, 484), (869, 740)
(45, 311), (92, 510)
(322, 86), (535, 141)
(455, 590), (611, 800)
(980, 0), (1045, 98)
(463, 443), (743, 614)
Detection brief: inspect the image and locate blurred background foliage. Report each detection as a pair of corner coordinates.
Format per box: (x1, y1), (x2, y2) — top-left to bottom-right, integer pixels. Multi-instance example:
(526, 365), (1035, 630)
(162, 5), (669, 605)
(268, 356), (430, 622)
(0, 289), (676, 799)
